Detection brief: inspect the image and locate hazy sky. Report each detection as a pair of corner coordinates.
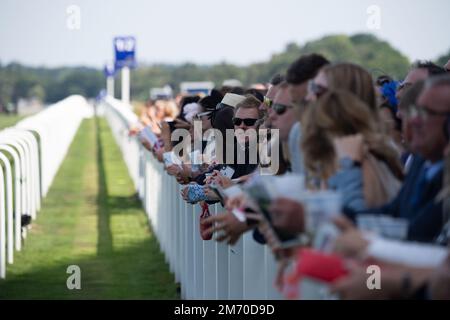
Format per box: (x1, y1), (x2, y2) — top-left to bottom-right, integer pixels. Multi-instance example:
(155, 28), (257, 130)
(1, 0), (449, 68)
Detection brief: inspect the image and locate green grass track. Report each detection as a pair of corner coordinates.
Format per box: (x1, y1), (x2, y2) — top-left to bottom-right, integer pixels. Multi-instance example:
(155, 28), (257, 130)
(0, 117), (178, 299)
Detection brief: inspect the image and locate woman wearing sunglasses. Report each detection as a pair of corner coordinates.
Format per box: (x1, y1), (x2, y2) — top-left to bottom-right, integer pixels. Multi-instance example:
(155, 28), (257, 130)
(302, 90), (404, 211)
(305, 63), (378, 116)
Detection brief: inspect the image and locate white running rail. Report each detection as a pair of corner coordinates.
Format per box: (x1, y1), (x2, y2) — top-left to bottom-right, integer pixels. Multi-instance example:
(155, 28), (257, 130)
(102, 96), (285, 300)
(0, 95), (92, 279)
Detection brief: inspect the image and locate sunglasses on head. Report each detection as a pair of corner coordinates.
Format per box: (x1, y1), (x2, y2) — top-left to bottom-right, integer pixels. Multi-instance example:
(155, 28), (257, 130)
(271, 103), (292, 115)
(232, 117), (259, 126)
(194, 111), (212, 119)
(263, 96), (273, 108)
(397, 81), (412, 91)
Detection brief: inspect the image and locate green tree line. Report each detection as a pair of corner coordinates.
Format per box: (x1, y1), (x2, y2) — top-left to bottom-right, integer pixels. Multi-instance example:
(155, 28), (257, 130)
(1, 33), (449, 108)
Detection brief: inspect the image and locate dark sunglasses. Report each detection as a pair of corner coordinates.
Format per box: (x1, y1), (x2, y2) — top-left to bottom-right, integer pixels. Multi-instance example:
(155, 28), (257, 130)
(376, 76), (392, 87)
(232, 117), (258, 126)
(308, 80), (328, 98)
(271, 103), (292, 115)
(407, 104), (450, 120)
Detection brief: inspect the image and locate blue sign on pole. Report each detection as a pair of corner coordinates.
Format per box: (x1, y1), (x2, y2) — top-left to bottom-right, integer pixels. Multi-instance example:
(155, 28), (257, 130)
(103, 63), (116, 77)
(114, 36), (136, 69)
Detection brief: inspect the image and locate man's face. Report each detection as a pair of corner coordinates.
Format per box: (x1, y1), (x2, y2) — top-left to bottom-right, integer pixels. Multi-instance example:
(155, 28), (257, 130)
(268, 87), (297, 141)
(400, 109), (413, 149)
(396, 68), (431, 147)
(288, 82), (308, 108)
(396, 68), (429, 102)
(259, 85), (279, 113)
(397, 97), (415, 148)
(259, 85), (280, 128)
(409, 85), (450, 161)
(444, 59), (450, 72)
(234, 107), (259, 145)
(304, 70), (328, 104)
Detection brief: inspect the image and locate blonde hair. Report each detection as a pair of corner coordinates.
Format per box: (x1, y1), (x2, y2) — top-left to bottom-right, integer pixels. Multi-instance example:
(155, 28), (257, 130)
(323, 63), (377, 114)
(302, 90), (403, 181)
(161, 100), (179, 119)
(235, 94), (264, 119)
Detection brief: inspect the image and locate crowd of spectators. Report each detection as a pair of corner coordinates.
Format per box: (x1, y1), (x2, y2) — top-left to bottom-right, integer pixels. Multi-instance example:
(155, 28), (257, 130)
(129, 54), (450, 300)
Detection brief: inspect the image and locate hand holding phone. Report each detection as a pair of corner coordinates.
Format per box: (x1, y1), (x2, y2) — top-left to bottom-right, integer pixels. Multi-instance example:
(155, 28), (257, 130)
(140, 126), (159, 147)
(163, 151), (182, 167)
(219, 166), (235, 178)
(243, 176), (305, 249)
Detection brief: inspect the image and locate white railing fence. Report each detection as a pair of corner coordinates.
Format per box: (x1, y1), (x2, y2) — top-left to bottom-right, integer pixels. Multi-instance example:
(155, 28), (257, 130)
(102, 96), (284, 300)
(0, 95), (92, 279)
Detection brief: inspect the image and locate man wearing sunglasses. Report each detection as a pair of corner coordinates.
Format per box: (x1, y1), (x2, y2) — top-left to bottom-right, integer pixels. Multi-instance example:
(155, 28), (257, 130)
(259, 74), (285, 129)
(286, 53), (329, 108)
(345, 75), (450, 243)
(233, 95), (262, 147)
(257, 56), (333, 241)
(396, 61), (447, 103)
(268, 82), (303, 173)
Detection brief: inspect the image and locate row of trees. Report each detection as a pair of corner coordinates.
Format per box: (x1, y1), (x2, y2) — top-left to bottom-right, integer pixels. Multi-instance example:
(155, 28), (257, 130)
(0, 64), (103, 112)
(1, 33), (449, 109)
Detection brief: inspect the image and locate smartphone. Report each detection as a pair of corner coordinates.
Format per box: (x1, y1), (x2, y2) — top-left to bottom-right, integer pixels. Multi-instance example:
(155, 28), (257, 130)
(140, 126), (159, 147)
(189, 150), (202, 171)
(209, 183), (244, 204)
(163, 151), (182, 167)
(223, 185), (243, 198)
(244, 178), (304, 248)
(219, 165), (235, 178)
(209, 184), (226, 203)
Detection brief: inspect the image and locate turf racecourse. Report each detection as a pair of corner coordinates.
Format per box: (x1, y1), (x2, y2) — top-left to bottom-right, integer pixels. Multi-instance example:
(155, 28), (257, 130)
(0, 117), (178, 299)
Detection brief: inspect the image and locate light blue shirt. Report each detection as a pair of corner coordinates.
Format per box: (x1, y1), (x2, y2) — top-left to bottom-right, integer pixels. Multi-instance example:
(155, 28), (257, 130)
(424, 160), (444, 181)
(328, 157), (366, 212)
(288, 122), (304, 174)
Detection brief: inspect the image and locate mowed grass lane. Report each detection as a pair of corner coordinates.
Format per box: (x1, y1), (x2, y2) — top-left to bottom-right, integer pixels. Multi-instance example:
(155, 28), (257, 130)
(0, 117), (178, 299)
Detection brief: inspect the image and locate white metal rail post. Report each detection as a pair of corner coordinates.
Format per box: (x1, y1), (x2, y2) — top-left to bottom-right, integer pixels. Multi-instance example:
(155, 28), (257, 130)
(102, 96), (285, 300)
(101, 96), (140, 190)
(1, 131), (39, 220)
(0, 152), (13, 265)
(10, 130), (41, 210)
(0, 145), (22, 252)
(0, 139), (28, 242)
(0, 133), (34, 277)
(0, 135), (34, 230)
(0, 94), (92, 279)
(0, 159), (6, 278)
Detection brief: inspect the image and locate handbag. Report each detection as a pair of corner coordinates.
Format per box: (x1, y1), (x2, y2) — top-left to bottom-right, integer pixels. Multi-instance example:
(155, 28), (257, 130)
(362, 153), (402, 208)
(281, 248), (349, 299)
(199, 201), (213, 240)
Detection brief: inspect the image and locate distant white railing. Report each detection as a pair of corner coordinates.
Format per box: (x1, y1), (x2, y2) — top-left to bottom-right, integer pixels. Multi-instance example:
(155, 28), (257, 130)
(0, 95), (92, 279)
(102, 96), (285, 299)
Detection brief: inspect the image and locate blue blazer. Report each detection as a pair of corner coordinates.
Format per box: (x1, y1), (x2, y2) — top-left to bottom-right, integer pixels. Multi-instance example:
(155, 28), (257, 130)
(344, 155), (444, 243)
